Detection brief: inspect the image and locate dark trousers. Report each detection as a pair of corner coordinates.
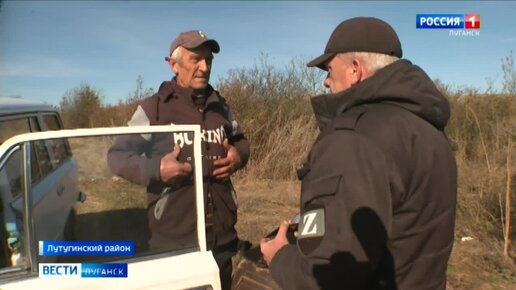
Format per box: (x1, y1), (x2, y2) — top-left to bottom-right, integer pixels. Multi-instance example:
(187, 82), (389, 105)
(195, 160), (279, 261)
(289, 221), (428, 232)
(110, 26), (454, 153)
(211, 238), (238, 290)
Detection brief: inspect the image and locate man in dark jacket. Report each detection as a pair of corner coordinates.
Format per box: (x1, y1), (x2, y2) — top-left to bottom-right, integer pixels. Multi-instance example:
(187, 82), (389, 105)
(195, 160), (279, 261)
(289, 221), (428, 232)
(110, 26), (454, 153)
(261, 17), (457, 289)
(107, 30), (249, 290)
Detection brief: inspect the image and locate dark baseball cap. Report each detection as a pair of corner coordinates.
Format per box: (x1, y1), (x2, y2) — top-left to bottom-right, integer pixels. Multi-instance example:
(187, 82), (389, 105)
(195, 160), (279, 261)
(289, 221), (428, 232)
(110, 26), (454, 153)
(307, 17), (403, 70)
(167, 30), (220, 59)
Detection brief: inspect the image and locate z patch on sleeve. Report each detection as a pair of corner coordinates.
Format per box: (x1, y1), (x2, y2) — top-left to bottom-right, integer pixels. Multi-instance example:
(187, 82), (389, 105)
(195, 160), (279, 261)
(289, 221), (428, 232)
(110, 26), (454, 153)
(298, 208), (325, 239)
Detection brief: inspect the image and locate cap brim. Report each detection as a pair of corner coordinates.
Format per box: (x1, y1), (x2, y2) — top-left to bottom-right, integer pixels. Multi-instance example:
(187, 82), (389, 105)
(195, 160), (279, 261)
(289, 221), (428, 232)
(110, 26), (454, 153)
(205, 40), (220, 53)
(307, 52), (335, 70)
(183, 39), (220, 53)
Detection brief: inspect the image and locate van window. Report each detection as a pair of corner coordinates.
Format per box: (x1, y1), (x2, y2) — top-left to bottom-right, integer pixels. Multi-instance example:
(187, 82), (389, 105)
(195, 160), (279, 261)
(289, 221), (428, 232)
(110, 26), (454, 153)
(1, 149), (22, 199)
(28, 117), (41, 132)
(0, 142), (53, 270)
(0, 118), (31, 145)
(32, 141), (52, 182)
(42, 114), (60, 131)
(0, 148), (27, 271)
(42, 114), (71, 167)
(0, 117), (38, 195)
(0, 141), (53, 199)
(0, 116), (60, 192)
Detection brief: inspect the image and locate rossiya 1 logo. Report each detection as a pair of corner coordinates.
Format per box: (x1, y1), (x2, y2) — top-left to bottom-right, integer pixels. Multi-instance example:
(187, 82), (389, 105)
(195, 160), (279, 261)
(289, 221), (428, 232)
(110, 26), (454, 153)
(416, 14), (480, 37)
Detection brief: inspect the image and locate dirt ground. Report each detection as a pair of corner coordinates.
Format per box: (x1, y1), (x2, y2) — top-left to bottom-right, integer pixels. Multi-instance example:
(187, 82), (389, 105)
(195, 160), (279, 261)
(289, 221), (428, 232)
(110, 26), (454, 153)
(234, 179), (300, 245)
(232, 179), (516, 290)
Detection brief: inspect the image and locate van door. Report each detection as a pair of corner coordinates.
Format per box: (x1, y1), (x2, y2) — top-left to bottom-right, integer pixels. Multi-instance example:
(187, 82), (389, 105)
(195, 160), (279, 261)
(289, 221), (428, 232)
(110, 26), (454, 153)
(0, 114), (76, 261)
(0, 125), (220, 290)
(31, 114), (78, 247)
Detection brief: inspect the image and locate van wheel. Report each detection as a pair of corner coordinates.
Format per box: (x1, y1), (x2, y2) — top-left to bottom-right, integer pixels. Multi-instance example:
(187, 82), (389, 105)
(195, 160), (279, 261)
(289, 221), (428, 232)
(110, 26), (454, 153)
(63, 210), (76, 240)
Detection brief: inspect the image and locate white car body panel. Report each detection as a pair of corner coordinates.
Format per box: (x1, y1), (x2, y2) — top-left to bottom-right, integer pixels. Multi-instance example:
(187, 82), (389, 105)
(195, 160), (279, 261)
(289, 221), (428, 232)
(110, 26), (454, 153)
(3, 251), (220, 290)
(0, 125), (220, 290)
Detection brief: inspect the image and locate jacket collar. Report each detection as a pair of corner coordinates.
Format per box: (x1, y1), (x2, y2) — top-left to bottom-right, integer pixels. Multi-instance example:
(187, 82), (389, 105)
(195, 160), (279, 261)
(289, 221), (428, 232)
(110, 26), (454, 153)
(159, 78), (221, 107)
(310, 59), (401, 130)
(310, 59), (450, 131)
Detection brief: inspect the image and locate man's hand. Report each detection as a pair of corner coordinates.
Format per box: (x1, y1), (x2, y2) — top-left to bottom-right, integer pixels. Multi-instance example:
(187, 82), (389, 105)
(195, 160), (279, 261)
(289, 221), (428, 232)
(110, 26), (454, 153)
(213, 139), (241, 180)
(160, 145), (192, 184)
(260, 220), (290, 265)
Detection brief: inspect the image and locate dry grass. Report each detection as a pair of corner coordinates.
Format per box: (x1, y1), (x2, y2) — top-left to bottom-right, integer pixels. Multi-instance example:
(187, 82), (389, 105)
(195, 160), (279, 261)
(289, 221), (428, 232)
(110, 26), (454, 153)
(69, 136), (147, 213)
(233, 179), (516, 289)
(447, 235), (515, 289)
(66, 136), (149, 258)
(230, 93), (516, 288)
(233, 179), (300, 245)
(240, 114), (317, 180)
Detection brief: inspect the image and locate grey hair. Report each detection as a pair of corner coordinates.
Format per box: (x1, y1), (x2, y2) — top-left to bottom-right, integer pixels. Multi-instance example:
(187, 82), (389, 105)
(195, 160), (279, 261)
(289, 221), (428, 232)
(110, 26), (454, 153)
(337, 52), (399, 74)
(170, 46), (183, 64)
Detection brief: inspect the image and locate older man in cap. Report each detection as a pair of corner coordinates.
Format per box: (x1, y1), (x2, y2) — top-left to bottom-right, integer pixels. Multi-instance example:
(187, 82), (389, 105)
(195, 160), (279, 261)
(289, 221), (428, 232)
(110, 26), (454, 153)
(261, 17), (457, 289)
(108, 30), (249, 289)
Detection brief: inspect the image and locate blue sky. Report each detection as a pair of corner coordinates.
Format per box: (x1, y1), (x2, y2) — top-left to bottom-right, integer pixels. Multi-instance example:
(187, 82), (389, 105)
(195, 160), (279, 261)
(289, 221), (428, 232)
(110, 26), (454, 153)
(0, 1), (514, 106)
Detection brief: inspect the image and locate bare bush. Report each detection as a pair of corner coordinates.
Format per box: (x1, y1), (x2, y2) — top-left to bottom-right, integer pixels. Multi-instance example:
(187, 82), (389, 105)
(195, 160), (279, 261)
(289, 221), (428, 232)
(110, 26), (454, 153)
(447, 94), (516, 269)
(501, 50), (516, 95)
(126, 75), (155, 104)
(59, 83), (103, 128)
(217, 55), (323, 180)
